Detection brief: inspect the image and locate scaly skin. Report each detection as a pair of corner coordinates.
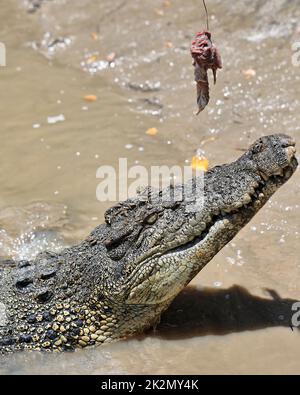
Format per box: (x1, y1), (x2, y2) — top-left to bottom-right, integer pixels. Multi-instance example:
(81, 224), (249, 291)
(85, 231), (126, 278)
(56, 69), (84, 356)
(0, 134), (297, 353)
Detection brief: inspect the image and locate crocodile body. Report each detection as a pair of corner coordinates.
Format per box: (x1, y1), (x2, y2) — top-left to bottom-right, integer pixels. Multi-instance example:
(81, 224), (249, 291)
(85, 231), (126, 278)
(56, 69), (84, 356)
(0, 134), (297, 353)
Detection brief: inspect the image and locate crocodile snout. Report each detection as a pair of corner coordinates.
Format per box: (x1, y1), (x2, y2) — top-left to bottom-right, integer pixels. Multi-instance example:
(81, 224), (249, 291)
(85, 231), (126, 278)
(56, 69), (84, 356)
(286, 145), (297, 163)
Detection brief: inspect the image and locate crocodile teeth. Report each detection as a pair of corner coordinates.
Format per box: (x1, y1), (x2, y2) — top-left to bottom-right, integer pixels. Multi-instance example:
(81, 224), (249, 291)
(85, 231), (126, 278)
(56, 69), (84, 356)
(274, 168), (284, 177)
(189, 217), (199, 227)
(259, 172), (268, 181)
(286, 146), (296, 162)
(213, 208), (220, 216)
(254, 200), (262, 208)
(196, 222), (207, 232)
(284, 168), (292, 179)
(243, 194), (252, 204)
(232, 201), (243, 209)
(218, 221), (226, 229)
(189, 218), (207, 230)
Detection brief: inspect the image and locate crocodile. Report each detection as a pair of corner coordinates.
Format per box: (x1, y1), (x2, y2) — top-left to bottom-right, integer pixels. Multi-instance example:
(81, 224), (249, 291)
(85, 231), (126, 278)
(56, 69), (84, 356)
(0, 134), (297, 353)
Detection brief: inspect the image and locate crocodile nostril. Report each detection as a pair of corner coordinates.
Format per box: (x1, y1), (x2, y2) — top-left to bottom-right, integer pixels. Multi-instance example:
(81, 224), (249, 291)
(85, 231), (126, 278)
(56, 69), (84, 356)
(278, 134), (296, 148)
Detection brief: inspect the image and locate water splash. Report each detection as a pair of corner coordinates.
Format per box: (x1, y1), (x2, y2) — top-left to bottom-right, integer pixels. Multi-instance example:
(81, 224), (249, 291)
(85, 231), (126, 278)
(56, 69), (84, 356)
(0, 228), (65, 262)
(0, 202), (69, 262)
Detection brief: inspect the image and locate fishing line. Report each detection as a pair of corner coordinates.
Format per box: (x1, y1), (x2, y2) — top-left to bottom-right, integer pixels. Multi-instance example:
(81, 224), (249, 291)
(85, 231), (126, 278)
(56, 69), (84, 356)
(202, 0), (209, 31)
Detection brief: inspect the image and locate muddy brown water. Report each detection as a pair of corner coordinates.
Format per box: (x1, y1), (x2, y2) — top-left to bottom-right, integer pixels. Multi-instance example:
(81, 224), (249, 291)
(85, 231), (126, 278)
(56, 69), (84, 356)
(0, 0), (300, 374)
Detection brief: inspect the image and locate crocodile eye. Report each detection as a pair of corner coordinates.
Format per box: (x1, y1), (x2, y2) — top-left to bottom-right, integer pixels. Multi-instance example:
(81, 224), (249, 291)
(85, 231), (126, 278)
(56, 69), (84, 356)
(145, 213), (158, 225)
(252, 141), (264, 154)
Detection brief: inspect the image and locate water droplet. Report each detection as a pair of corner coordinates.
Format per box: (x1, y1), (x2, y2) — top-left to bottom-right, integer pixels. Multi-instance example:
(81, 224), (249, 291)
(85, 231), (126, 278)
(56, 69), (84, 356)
(214, 281), (222, 287)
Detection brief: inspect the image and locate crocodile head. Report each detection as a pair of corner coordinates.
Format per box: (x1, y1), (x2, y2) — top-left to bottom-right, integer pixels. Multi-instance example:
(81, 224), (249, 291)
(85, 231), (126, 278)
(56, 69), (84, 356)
(102, 134), (297, 313)
(0, 134), (297, 352)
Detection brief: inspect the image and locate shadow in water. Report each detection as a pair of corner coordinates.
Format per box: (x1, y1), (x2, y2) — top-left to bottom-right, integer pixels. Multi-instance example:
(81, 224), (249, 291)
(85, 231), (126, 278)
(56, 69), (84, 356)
(153, 285), (300, 340)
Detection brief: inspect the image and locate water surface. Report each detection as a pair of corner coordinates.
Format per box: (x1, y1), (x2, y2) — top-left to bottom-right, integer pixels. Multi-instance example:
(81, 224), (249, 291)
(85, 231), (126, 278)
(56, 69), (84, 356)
(0, 0), (300, 374)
